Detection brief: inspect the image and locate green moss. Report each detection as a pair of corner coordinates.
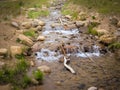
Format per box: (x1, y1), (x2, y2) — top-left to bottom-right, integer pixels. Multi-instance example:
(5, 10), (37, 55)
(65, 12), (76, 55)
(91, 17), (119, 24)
(23, 29), (36, 37)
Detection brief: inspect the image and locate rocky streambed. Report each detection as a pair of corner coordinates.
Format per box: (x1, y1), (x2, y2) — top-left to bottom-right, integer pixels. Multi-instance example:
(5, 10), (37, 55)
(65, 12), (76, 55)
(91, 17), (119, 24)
(0, 0), (120, 90)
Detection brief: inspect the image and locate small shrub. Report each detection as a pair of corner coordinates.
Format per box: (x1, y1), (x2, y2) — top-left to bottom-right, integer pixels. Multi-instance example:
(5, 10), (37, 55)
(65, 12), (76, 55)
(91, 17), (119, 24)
(23, 29), (36, 37)
(33, 70), (43, 82)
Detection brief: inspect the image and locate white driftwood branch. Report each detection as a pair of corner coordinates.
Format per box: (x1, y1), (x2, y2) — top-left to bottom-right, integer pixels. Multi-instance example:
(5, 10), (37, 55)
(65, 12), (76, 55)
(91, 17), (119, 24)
(63, 56), (76, 74)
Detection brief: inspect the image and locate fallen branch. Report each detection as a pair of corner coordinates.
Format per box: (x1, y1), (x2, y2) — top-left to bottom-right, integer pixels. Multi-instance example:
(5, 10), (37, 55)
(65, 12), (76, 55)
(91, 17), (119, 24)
(63, 56), (76, 74)
(60, 44), (76, 74)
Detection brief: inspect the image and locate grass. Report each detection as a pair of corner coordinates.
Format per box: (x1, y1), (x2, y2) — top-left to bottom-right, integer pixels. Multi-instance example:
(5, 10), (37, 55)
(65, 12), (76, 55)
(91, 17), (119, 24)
(23, 29), (36, 37)
(67, 0), (120, 14)
(0, 57), (31, 89)
(33, 70), (43, 83)
(0, 0), (50, 20)
(87, 22), (100, 36)
(108, 42), (120, 50)
(28, 10), (49, 19)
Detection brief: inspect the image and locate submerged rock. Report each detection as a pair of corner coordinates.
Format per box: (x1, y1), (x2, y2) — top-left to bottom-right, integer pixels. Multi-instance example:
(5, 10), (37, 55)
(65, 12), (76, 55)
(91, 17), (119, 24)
(18, 34), (34, 46)
(37, 65), (51, 73)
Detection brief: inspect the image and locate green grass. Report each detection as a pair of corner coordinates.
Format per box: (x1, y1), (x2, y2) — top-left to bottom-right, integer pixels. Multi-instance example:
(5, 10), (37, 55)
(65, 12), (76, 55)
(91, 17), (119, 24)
(28, 10), (49, 19)
(87, 22), (100, 35)
(33, 70), (43, 83)
(23, 29), (36, 37)
(0, 58), (30, 89)
(0, 0), (50, 20)
(68, 0), (120, 14)
(108, 42), (120, 50)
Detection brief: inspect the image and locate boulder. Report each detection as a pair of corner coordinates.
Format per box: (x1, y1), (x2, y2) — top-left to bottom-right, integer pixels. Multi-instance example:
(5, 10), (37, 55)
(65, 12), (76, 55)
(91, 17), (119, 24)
(36, 26), (42, 31)
(96, 29), (109, 35)
(99, 34), (117, 44)
(0, 48), (8, 56)
(11, 22), (20, 29)
(88, 87), (97, 90)
(37, 65), (51, 73)
(38, 21), (45, 26)
(18, 34), (33, 46)
(10, 46), (23, 57)
(21, 22), (32, 29)
(37, 36), (45, 41)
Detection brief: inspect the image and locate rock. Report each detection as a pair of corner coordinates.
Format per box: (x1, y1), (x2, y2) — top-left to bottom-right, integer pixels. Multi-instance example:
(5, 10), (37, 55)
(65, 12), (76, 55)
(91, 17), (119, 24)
(88, 86), (97, 90)
(117, 21), (120, 27)
(28, 8), (36, 11)
(65, 15), (72, 19)
(11, 22), (20, 29)
(75, 21), (85, 28)
(78, 12), (87, 21)
(36, 26), (42, 31)
(10, 46), (23, 57)
(30, 60), (35, 67)
(99, 34), (117, 44)
(64, 24), (77, 30)
(18, 34), (33, 46)
(32, 21), (39, 27)
(32, 42), (41, 52)
(96, 29), (109, 35)
(51, 23), (55, 28)
(110, 17), (118, 26)
(37, 36), (45, 41)
(31, 78), (39, 85)
(38, 21), (45, 26)
(56, 81), (62, 86)
(0, 48), (8, 56)
(37, 65), (51, 73)
(21, 22), (32, 29)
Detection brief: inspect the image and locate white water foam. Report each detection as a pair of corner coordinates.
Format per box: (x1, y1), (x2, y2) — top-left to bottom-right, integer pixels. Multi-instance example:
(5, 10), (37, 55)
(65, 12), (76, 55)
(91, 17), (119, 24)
(36, 45), (100, 62)
(42, 29), (79, 35)
(36, 48), (63, 62)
